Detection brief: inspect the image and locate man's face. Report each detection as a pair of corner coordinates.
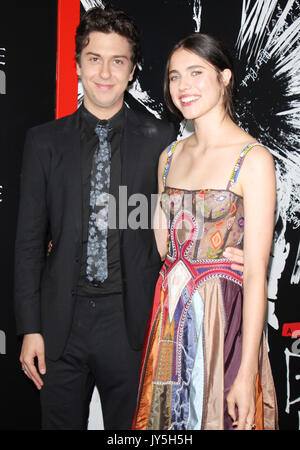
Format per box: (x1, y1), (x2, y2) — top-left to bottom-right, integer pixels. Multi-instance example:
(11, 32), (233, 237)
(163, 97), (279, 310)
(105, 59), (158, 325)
(77, 31), (136, 119)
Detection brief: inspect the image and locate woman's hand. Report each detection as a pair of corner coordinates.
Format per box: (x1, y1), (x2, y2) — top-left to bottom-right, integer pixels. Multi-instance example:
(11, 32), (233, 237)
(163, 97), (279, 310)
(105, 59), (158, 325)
(227, 373), (256, 430)
(223, 247), (244, 273)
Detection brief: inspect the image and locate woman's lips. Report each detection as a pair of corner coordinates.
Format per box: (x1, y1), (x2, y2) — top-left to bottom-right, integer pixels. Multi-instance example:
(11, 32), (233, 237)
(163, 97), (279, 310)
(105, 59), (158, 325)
(179, 95), (200, 107)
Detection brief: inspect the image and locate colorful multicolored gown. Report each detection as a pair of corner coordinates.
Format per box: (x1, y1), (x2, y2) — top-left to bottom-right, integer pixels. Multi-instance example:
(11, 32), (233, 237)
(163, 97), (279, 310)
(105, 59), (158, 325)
(132, 142), (278, 430)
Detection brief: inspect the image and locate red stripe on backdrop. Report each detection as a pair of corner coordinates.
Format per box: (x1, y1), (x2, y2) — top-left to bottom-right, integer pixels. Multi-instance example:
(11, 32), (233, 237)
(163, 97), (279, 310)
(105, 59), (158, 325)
(56, 0), (81, 119)
(282, 323), (300, 337)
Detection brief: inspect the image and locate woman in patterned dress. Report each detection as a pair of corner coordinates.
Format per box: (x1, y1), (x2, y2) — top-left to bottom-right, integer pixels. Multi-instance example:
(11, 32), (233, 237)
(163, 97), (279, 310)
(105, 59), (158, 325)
(132, 33), (278, 430)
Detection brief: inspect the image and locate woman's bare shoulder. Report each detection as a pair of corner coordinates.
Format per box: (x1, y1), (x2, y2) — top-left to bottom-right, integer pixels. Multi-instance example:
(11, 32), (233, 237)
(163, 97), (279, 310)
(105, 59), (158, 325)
(243, 142), (274, 168)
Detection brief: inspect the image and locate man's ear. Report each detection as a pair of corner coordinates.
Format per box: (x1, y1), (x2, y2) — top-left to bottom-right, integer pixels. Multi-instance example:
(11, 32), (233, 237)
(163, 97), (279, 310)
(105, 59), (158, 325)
(129, 64), (136, 82)
(76, 62), (81, 78)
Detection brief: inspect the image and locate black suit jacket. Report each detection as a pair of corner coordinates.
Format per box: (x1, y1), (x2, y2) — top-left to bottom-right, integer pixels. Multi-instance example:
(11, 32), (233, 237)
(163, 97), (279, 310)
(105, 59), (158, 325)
(14, 105), (177, 360)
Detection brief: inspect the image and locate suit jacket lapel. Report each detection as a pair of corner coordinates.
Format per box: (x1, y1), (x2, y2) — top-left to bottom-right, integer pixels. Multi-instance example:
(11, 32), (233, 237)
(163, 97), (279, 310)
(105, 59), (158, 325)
(58, 110), (82, 241)
(120, 107), (143, 240)
(121, 107), (143, 194)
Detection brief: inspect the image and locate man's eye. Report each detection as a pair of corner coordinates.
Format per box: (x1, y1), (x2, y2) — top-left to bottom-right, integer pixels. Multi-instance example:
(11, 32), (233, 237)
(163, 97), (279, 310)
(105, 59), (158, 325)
(114, 59), (123, 65)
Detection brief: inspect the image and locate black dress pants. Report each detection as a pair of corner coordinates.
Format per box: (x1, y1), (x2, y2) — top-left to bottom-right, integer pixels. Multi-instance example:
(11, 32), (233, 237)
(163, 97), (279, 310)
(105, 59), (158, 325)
(40, 294), (142, 430)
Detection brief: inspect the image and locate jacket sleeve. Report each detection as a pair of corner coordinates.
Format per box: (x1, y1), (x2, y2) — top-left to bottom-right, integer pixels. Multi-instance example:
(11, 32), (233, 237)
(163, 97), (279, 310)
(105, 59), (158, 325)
(14, 128), (49, 336)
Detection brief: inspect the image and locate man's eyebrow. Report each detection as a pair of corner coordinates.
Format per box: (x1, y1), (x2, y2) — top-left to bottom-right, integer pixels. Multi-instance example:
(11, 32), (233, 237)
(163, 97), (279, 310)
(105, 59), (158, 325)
(85, 52), (100, 57)
(112, 55), (130, 59)
(85, 52), (129, 59)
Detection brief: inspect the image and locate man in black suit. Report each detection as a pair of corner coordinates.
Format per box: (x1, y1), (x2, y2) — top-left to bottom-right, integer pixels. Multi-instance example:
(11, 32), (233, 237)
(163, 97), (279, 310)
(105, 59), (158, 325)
(15, 5), (177, 430)
(15, 5), (243, 430)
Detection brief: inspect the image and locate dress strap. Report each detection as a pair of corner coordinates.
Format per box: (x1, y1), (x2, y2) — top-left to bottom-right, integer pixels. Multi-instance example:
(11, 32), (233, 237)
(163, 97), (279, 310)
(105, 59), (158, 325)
(226, 142), (264, 190)
(162, 141), (179, 187)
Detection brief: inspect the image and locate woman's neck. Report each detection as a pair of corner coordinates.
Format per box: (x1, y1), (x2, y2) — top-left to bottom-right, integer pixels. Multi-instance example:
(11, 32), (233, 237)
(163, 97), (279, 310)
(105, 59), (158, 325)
(192, 110), (236, 149)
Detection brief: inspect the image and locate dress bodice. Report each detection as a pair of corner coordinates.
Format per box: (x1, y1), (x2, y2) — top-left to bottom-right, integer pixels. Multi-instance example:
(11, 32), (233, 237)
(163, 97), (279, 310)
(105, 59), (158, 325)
(161, 187), (244, 261)
(161, 140), (262, 262)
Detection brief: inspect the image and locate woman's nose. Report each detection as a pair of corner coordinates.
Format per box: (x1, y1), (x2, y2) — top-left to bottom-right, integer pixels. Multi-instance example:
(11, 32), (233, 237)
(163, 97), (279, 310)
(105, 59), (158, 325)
(179, 75), (191, 90)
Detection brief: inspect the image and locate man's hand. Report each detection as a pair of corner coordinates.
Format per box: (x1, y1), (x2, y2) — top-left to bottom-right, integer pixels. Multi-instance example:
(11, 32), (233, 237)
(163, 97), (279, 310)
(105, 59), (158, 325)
(223, 247), (244, 273)
(20, 333), (46, 390)
(47, 240), (53, 256)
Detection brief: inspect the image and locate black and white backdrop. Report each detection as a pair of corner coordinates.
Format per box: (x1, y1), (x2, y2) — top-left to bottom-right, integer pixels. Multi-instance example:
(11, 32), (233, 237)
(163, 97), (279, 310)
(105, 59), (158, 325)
(0, 0), (299, 430)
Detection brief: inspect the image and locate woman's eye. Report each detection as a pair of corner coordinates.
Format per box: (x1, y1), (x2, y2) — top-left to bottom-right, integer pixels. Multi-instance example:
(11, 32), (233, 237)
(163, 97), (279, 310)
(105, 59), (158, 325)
(192, 71), (202, 76)
(169, 75), (180, 82)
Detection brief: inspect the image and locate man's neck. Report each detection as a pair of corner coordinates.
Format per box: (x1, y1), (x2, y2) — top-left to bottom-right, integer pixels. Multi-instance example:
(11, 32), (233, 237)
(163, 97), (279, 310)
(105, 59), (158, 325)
(83, 98), (124, 121)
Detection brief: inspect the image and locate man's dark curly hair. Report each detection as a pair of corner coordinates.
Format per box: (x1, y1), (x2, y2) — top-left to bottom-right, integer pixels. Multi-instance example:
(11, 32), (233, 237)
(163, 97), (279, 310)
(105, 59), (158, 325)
(75, 4), (140, 68)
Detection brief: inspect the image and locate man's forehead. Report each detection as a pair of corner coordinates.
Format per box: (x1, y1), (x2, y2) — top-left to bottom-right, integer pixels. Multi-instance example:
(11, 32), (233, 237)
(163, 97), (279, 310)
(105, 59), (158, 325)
(83, 31), (132, 52)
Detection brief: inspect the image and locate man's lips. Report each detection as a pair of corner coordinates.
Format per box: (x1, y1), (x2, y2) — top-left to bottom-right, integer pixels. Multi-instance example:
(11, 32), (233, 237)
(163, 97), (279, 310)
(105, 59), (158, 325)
(94, 83), (114, 90)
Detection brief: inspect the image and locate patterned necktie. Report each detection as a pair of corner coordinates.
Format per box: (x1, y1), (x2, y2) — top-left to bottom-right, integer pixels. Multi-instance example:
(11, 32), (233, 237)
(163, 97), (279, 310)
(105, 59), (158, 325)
(86, 122), (111, 284)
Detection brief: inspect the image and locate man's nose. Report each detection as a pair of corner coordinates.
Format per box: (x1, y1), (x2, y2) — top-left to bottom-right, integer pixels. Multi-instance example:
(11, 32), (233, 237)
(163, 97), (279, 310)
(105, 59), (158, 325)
(99, 61), (111, 79)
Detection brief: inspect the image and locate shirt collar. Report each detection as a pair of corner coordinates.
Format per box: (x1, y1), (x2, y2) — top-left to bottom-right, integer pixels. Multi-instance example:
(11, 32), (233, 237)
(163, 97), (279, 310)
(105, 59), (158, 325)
(79, 103), (125, 136)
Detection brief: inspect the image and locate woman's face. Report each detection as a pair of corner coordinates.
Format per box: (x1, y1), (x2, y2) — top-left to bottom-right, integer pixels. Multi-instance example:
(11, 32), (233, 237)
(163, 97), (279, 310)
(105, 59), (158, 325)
(168, 47), (229, 121)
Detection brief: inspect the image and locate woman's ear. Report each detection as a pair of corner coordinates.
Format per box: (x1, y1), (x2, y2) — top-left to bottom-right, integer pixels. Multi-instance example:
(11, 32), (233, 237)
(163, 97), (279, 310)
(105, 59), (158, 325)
(221, 68), (232, 87)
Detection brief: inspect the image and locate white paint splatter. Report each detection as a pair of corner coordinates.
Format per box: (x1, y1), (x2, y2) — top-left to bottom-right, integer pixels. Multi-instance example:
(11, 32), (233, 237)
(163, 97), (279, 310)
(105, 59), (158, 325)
(127, 79), (163, 119)
(291, 242), (300, 284)
(284, 347), (300, 414)
(236, 0), (300, 336)
(87, 388), (103, 429)
(81, 0), (104, 10)
(193, 0), (202, 32)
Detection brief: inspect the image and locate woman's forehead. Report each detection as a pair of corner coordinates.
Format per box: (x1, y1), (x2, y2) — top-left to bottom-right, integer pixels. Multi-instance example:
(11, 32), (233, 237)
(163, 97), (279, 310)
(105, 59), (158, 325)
(169, 48), (214, 71)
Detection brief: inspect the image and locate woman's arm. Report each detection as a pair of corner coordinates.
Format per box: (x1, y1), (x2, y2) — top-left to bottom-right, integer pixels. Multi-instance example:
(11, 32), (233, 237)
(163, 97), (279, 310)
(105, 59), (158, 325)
(153, 148), (169, 261)
(227, 145), (276, 430)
